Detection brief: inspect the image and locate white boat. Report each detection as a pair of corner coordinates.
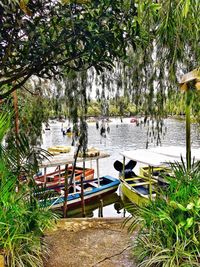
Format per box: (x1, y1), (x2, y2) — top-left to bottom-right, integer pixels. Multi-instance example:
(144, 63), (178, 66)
(117, 146), (200, 206)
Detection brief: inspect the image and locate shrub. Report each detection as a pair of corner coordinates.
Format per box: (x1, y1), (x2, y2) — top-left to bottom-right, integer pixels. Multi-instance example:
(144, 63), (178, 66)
(126, 161), (200, 267)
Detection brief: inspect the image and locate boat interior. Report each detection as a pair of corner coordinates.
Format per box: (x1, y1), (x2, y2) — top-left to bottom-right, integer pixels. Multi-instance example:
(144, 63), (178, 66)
(35, 166), (94, 184)
(114, 159), (171, 196)
(35, 176), (113, 199)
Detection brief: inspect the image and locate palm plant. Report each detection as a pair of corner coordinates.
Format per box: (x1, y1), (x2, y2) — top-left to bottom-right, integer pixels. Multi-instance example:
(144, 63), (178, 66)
(0, 113), (57, 266)
(126, 160), (200, 267)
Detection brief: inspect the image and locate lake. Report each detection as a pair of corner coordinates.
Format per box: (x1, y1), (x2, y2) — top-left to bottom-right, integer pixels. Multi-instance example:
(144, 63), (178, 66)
(42, 117), (200, 217)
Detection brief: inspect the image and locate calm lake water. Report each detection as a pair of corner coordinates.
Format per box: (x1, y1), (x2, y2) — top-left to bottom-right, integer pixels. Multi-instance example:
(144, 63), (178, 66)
(42, 118), (200, 218)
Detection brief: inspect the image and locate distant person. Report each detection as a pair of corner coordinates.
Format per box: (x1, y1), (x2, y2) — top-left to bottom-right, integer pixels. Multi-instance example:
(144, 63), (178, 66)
(107, 123), (110, 133)
(100, 126), (106, 137)
(96, 120), (99, 130)
(66, 127), (71, 133)
(45, 122), (50, 130)
(100, 120), (106, 137)
(71, 137), (75, 146)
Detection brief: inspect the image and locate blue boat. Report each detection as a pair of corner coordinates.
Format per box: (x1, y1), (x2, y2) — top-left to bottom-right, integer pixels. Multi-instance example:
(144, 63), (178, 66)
(38, 175), (120, 210)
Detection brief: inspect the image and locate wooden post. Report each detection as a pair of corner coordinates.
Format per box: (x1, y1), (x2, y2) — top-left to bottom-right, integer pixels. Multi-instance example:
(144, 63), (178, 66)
(98, 199), (103, 217)
(80, 174), (86, 217)
(185, 90), (191, 170)
(44, 167), (47, 184)
(58, 165), (61, 184)
(122, 156), (125, 179)
(179, 68), (200, 170)
(96, 158), (100, 186)
(63, 164), (68, 218)
(148, 165), (152, 201)
(81, 156), (86, 217)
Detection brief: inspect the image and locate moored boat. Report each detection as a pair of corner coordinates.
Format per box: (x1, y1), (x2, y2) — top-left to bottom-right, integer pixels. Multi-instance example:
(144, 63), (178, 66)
(114, 159), (157, 206)
(34, 166), (94, 188)
(116, 147), (200, 206)
(130, 117), (138, 123)
(48, 146), (71, 155)
(37, 149), (120, 210)
(38, 176), (120, 209)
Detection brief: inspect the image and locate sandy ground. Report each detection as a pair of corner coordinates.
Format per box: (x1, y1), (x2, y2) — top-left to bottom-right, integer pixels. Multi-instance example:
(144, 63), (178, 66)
(44, 218), (137, 267)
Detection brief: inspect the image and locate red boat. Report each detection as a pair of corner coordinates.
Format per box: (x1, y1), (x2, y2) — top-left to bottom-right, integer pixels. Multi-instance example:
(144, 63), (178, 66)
(34, 166), (94, 188)
(130, 117), (138, 123)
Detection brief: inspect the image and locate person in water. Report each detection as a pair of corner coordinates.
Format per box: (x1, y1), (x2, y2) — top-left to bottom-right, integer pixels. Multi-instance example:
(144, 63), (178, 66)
(100, 120), (106, 137)
(107, 123), (110, 133)
(96, 120), (99, 130)
(66, 127), (71, 133)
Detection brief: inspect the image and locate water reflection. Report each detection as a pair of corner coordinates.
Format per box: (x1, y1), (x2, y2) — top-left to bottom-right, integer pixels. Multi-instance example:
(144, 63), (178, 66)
(42, 118), (199, 217)
(55, 192), (125, 218)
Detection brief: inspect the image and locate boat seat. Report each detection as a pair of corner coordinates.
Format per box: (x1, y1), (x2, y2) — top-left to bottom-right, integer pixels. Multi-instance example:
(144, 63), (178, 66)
(132, 182), (151, 186)
(133, 186), (149, 195)
(125, 177), (140, 181)
(75, 185), (82, 191)
(89, 182), (98, 187)
(125, 179), (144, 184)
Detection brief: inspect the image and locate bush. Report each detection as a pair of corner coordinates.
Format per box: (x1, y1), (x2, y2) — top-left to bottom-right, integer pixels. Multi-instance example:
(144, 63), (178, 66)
(126, 161), (200, 267)
(0, 161), (57, 267)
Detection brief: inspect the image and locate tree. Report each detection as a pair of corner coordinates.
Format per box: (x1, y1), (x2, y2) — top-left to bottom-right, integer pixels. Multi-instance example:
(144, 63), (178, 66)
(0, 0), (138, 99)
(86, 0), (200, 119)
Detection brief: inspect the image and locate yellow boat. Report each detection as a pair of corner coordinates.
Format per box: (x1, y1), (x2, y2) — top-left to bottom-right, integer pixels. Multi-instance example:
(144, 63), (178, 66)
(140, 166), (172, 184)
(66, 132), (73, 137)
(117, 147), (200, 206)
(116, 149), (178, 206)
(48, 146), (71, 154)
(120, 176), (156, 206)
(78, 147), (100, 158)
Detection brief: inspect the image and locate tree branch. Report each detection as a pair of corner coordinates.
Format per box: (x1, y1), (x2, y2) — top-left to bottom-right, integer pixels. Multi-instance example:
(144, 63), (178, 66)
(0, 73), (33, 100)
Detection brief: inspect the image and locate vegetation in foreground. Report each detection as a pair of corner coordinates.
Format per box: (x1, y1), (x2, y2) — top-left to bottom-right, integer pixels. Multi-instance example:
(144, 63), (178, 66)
(0, 114), (57, 267)
(126, 161), (200, 267)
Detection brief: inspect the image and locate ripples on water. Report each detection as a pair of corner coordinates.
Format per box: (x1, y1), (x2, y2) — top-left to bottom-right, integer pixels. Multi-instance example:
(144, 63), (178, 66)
(42, 118), (200, 217)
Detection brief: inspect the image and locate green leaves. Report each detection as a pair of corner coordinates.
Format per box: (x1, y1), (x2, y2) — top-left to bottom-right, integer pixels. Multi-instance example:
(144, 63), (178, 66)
(0, 120), (58, 266)
(169, 201), (187, 211)
(0, 0), (140, 99)
(182, 0), (191, 18)
(127, 161), (200, 266)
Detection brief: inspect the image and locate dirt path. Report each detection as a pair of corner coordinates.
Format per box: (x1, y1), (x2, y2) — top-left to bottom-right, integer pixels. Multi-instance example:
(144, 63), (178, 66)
(44, 218), (137, 267)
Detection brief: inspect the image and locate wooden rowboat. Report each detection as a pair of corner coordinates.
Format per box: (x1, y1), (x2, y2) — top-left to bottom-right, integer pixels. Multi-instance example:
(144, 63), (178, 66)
(36, 150), (120, 211)
(38, 176), (120, 210)
(48, 146), (71, 155)
(34, 166), (94, 189)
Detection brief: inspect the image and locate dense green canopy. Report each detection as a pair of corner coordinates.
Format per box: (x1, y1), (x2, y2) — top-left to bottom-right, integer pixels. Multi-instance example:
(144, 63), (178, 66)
(0, 0), (139, 99)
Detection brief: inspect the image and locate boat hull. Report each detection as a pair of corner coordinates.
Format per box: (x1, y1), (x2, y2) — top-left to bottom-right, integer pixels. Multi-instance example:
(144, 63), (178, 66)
(119, 175), (156, 206)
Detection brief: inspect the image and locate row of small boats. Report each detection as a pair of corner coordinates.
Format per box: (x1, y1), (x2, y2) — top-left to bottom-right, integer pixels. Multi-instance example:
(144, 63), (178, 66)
(33, 149), (120, 212)
(29, 145), (200, 212)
